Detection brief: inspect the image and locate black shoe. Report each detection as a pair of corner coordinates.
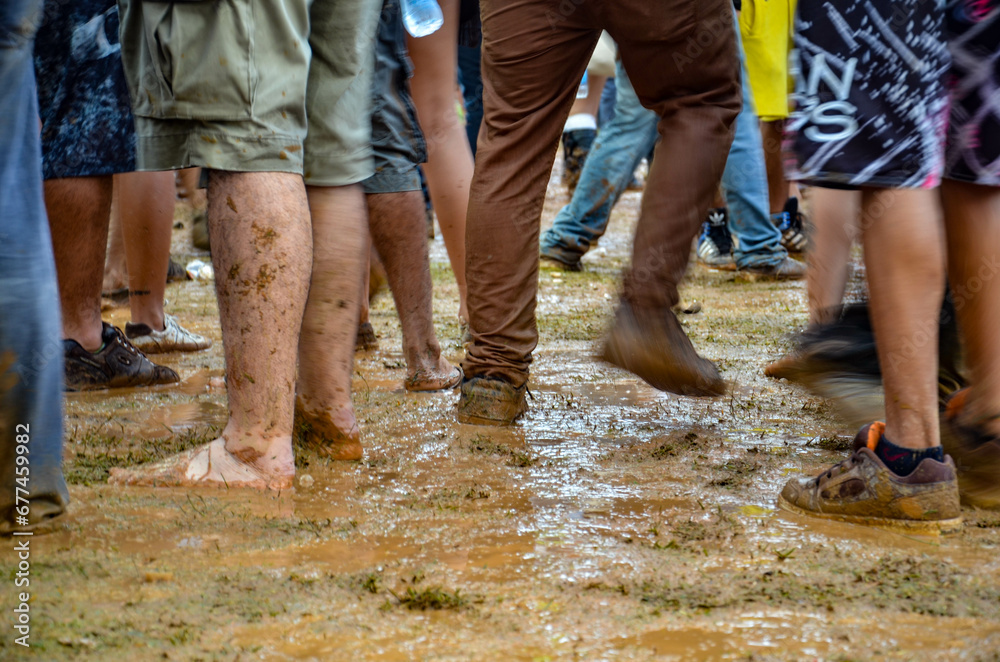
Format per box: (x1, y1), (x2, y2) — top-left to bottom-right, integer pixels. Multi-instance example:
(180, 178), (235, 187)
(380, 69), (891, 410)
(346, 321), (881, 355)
(773, 197), (808, 253)
(456, 376), (528, 425)
(600, 301), (725, 397)
(696, 207), (735, 270)
(539, 254), (583, 272)
(738, 256), (807, 280)
(64, 323), (179, 391)
(561, 128), (597, 192)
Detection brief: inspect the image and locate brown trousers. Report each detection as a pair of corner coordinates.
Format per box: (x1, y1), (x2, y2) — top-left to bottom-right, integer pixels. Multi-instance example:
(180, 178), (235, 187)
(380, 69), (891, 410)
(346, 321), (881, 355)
(463, 0), (742, 388)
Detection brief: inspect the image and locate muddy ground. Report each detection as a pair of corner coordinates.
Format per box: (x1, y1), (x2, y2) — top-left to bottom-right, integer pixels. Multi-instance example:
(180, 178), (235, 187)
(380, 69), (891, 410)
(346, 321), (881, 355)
(3, 174), (1000, 662)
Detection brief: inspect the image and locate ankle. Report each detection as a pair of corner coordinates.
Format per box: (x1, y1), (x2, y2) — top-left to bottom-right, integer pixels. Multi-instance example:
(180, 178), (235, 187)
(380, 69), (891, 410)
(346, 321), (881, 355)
(874, 434), (944, 476)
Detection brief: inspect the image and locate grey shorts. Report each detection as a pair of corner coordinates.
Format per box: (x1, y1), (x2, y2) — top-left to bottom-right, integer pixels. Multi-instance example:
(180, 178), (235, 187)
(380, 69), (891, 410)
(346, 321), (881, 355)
(118, 0), (380, 186)
(362, 0), (427, 194)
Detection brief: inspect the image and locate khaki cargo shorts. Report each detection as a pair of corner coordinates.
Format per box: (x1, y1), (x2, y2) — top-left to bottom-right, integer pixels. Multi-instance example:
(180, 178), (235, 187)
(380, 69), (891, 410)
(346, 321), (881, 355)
(118, 0), (379, 186)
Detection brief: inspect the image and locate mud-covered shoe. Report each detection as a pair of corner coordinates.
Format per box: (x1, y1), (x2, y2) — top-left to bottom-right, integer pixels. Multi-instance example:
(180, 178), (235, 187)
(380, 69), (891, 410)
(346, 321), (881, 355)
(64, 323), (180, 391)
(125, 314), (211, 354)
(739, 257), (806, 281)
(456, 376), (528, 425)
(696, 207), (735, 270)
(600, 301), (725, 397)
(942, 388), (1000, 509)
(561, 128), (596, 192)
(539, 254), (583, 272)
(779, 422), (962, 534)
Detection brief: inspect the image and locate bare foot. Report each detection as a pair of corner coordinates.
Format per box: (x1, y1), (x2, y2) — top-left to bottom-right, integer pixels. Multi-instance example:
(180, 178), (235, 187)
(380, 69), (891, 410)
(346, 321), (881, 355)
(294, 398), (363, 460)
(108, 438), (294, 490)
(405, 356), (462, 392)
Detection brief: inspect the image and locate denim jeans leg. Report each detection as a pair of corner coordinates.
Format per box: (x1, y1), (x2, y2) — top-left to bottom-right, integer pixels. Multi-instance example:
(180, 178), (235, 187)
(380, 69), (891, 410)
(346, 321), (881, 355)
(723, 19), (786, 269)
(540, 59), (659, 265)
(0, 0), (70, 533)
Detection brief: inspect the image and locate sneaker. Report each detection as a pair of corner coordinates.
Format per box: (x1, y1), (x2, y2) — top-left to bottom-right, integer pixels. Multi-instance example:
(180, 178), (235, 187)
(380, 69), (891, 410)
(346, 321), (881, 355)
(778, 422), (962, 535)
(456, 376), (528, 425)
(64, 323), (180, 391)
(356, 321), (378, 351)
(738, 256), (806, 280)
(600, 301), (725, 397)
(942, 388), (1000, 509)
(539, 254), (582, 272)
(125, 314), (211, 353)
(561, 128), (596, 192)
(773, 197), (808, 253)
(696, 207), (735, 270)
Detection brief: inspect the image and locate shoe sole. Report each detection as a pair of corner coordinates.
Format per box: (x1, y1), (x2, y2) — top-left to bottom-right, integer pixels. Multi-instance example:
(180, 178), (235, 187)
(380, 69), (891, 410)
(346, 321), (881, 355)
(455, 411), (523, 426)
(777, 495), (963, 536)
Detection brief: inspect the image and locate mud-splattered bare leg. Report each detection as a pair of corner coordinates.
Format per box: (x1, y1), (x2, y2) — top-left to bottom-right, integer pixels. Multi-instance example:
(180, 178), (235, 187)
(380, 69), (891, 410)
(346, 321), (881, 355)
(367, 191), (460, 391)
(295, 184), (368, 460)
(112, 171), (312, 489)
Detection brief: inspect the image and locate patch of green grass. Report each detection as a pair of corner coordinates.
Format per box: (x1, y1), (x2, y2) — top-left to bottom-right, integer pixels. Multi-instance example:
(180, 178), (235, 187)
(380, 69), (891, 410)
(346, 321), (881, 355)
(65, 425), (219, 484)
(387, 586), (468, 611)
(466, 434), (537, 468)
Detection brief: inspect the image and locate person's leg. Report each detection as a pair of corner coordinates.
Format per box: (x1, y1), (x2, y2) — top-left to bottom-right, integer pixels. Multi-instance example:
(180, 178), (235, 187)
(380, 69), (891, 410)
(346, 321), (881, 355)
(806, 187), (860, 325)
(761, 120), (788, 215)
(0, 0), (69, 533)
(461, 0), (599, 400)
(45, 176), (112, 352)
(295, 184), (368, 461)
(722, 18), (787, 270)
(539, 59), (659, 268)
(102, 186), (129, 294)
(116, 171), (172, 332)
(561, 73), (607, 190)
(862, 188), (947, 449)
(407, 0), (471, 322)
(942, 180), (1000, 436)
(367, 191), (460, 390)
(115, 170), (212, 352)
(600, 0), (740, 396)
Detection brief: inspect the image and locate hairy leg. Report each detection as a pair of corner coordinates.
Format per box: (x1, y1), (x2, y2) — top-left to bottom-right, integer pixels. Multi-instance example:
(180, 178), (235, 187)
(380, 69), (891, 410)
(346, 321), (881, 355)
(296, 184), (369, 459)
(862, 188), (945, 449)
(117, 171), (176, 330)
(45, 176), (112, 351)
(368, 191), (459, 389)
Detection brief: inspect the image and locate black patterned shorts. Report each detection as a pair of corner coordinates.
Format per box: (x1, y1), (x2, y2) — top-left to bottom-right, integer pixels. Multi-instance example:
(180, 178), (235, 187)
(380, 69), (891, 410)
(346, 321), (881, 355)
(787, 0), (1000, 189)
(34, 0), (136, 180)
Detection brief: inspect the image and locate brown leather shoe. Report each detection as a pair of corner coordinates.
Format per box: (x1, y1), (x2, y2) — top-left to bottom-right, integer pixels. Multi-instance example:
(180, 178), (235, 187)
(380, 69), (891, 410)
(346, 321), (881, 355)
(600, 302), (725, 397)
(779, 422), (962, 535)
(456, 377), (528, 425)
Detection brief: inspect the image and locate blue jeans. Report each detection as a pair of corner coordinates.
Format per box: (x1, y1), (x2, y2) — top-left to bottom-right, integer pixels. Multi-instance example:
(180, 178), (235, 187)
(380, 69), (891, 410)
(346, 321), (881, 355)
(540, 22), (785, 269)
(0, 0), (70, 533)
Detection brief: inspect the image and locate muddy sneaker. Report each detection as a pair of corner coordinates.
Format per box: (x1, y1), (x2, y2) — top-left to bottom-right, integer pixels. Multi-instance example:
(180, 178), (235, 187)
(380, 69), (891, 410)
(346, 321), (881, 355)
(779, 422), (962, 535)
(561, 128), (596, 192)
(539, 254), (583, 272)
(941, 389), (1000, 509)
(772, 197), (809, 253)
(696, 207), (735, 270)
(125, 314), (211, 354)
(356, 321), (378, 351)
(64, 323), (180, 391)
(456, 376), (528, 425)
(600, 301), (725, 397)
(739, 256), (806, 281)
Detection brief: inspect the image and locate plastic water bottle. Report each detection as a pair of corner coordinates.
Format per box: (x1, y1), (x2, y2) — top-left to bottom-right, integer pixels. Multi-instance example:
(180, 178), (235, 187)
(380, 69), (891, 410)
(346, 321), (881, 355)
(401, 0), (443, 38)
(576, 72), (589, 99)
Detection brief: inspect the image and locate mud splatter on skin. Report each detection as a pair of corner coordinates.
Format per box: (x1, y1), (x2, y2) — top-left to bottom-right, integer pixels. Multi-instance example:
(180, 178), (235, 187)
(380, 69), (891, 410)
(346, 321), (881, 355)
(36, 172), (1000, 660)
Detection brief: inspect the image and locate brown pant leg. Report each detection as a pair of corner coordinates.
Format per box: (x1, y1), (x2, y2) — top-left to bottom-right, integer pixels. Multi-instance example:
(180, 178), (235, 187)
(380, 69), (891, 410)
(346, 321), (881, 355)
(462, 0), (600, 388)
(607, 0), (741, 311)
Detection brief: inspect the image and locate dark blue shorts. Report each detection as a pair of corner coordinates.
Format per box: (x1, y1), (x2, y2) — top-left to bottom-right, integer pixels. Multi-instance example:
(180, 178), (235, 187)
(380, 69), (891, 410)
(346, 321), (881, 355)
(34, 0), (136, 180)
